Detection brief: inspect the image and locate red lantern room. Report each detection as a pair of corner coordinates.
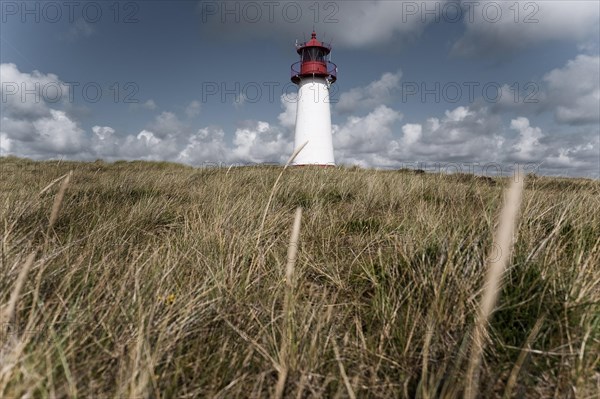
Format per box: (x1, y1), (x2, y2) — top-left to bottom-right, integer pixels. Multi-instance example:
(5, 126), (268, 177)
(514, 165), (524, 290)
(291, 31), (337, 85)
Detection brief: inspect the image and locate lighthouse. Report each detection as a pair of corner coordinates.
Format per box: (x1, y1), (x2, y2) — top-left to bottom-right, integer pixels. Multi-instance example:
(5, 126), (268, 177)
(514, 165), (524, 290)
(290, 31), (337, 166)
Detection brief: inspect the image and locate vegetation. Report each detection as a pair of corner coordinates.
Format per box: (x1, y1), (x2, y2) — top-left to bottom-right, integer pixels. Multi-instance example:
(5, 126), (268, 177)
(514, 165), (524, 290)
(1, 156), (598, 398)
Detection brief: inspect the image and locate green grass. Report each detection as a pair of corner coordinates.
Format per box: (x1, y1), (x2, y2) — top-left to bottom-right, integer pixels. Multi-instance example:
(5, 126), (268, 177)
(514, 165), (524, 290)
(1, 156), (598, 398)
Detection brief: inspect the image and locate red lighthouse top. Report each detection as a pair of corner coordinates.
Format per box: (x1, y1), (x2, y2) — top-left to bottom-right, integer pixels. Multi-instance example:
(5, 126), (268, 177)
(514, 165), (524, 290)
(291, 31), (337, 85)
(297, 31), (331, 54)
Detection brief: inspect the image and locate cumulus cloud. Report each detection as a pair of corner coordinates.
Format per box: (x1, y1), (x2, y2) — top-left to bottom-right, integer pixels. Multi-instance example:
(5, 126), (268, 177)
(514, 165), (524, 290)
(277, 93), (298, 129)
(386, 109), (598, 177)
(394, 105), (505, 163)
(453, 0), (600, 57)
(401, 124), (422, 146)
(177, 127), (228, 164)
(147, 111), (188, 138)
(232, 121), (291, 163)
(332, 105), (403, 167)
(0, 133), (13, 155)
(503, 117), (599, 176)
(88, 118), (291, 166)
(483, 55), (599, 128)
(0, 63), (68, 120)
(1, 110), (88, 158)
(84, 101), (293, 165)
(543, 55), (600, 125)
(90, 126), (183, 162)
(509, 117), (544, 162)
(0, 63), (93, 159)
(334, 103), (599, 176)
(545, 141), (599, 172)
(334, 105), (403, 153)
(91, 125), (118, 158)
(336, 71), (402, 114)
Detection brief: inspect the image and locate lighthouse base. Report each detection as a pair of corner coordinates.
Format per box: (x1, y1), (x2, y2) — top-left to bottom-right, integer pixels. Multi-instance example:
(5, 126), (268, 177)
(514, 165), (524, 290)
(292, 78), (335, 166)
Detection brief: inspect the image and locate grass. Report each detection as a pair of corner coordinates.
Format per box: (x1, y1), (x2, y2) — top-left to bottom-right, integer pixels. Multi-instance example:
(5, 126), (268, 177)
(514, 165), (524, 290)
(0, 156), (599, 398)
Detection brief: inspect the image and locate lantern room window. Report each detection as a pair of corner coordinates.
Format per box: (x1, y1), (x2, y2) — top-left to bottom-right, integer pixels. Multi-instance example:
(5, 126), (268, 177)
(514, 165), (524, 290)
(302, 48), (326, 63)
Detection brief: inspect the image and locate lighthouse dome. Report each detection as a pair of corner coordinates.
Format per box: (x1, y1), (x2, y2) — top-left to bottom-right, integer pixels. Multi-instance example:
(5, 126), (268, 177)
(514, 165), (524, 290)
(296, 31), (331, 55)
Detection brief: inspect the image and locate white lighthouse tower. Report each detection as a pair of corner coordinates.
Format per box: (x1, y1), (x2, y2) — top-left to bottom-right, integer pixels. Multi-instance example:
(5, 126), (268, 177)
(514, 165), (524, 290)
(290, 31), (337, 166)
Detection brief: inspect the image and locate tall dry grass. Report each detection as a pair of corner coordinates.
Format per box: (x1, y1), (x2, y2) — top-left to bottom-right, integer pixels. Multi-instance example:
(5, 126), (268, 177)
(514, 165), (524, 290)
(466, 172), (524, 399)
(0, 156), (598, 398)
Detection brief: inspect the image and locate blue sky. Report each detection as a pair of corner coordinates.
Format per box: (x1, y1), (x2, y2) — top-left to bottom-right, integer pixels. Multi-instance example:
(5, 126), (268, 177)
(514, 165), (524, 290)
(1, 0), (599, 177)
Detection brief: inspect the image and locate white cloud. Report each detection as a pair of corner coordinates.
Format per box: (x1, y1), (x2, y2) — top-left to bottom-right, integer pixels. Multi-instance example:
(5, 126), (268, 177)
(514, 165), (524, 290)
(393, 105), (505, 163)
(1, 110), (88, 158)
(0, 63), (68, 119)
(0, 133), (12, 155)
(543, 55), (600, 125)
(509, 117), (545, 162)
(31, 110), (87, 154)
(336, 71), (402, 114)
(87, 110), (290, 165)
(334, 105), (403, 155)
(136, 130), (161, 146)
(114, 129), (182, 161)
(92, 126), (115, 140)
(401, 124), (422, 146)
(91, 125), (119, 158)
(90, 126), (163, 161)
(1, 117), (37, 142)
(232, 121), (291, 163)
(177, 127), (228, 164)
(0, 64), (96, 159)
(453, 0), (600, 56)
(545, 142), (597, 171)
(485, 55), (599, 127)
(384, 108), (598, 177)
(504, 118), (599, 176)
(444, 106), (472, 122)
(277, 93), (297, 129)
(147, 111), (187, 138)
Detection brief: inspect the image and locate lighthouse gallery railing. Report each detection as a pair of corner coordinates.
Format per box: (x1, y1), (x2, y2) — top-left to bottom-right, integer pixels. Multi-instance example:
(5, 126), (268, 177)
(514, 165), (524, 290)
(290, 61), (337, 81)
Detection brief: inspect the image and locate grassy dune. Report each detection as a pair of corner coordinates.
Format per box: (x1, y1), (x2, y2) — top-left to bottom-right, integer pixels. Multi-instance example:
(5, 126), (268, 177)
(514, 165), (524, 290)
(1, 156), (598, 398)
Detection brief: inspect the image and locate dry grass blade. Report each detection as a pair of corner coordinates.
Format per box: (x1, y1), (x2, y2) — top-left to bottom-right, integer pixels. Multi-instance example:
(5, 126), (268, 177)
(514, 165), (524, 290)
(39, 172), (72, 195)
(48, 170), (72, 230)
(419, 317), (435, 399)
(256, 142), (308, 249)
(333, 339), (356, 399)
(1, 251), (37, 328)
(465, 172), (525, 399)
(503, 316), (545, 399)
(285, 207), (303, 287)
(275, 206), (303, 399)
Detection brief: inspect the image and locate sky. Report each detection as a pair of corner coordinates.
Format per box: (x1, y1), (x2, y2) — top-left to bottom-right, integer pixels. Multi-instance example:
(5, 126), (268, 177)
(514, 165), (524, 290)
(1, 0), (599, 177)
